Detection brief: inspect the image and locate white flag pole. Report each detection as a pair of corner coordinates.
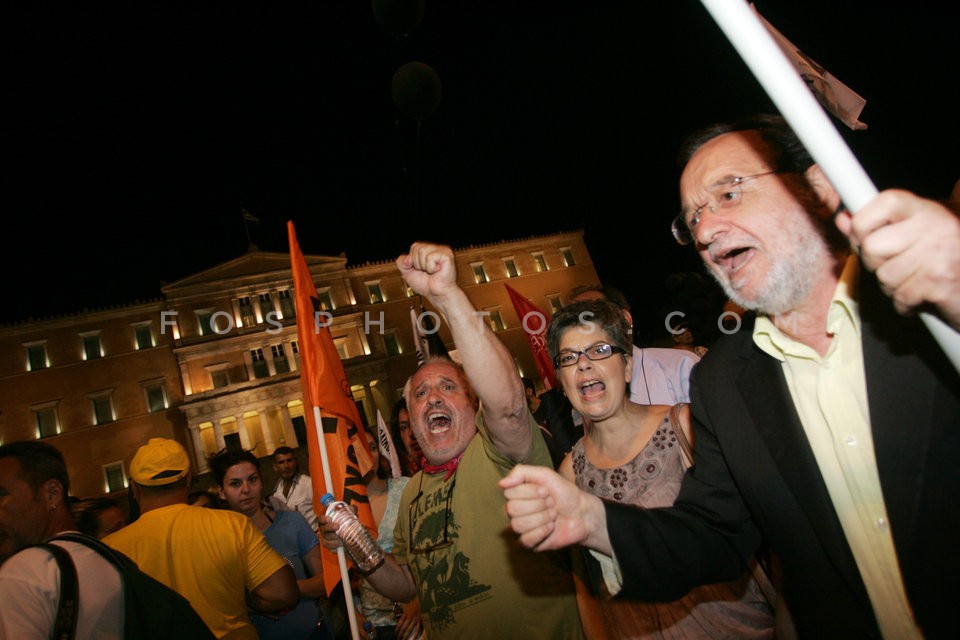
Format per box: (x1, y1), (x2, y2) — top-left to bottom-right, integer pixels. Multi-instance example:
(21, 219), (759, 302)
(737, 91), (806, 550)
(377, 409), (403, 479)
(313, 406), (362, 640)
(410, 306), (426, 367)
(700, 0), (960, 373)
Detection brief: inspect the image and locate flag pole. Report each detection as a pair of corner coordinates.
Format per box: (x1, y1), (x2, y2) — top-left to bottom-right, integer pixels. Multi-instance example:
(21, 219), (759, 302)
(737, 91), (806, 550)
(242, 211), (252, 248)
(699, 0), (960, 373)
(377, 409), (402, 479)
(288, 220), (365, 640)
(241, 207), (259, 250)
(312, 408), (362, 640)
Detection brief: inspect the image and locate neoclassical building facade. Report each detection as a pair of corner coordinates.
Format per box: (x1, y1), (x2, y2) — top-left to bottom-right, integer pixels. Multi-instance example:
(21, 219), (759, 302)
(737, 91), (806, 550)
(0, 230), (599, 498)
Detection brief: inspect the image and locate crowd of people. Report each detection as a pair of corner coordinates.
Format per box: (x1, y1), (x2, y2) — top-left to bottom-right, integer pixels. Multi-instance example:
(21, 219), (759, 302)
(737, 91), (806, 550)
(1, 113), (957, 639)
(499, 114), (959, 639)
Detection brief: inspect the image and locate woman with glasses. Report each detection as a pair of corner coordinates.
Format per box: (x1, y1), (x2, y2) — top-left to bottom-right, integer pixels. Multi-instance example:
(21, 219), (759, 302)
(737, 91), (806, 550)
(547, 299), (773, 639)
(209, 449), (333, 640)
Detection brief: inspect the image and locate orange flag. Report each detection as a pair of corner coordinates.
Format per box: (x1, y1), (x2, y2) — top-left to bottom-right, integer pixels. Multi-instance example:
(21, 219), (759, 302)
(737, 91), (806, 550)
(504, 283), (556, 390)
(287, 221), (376, 595)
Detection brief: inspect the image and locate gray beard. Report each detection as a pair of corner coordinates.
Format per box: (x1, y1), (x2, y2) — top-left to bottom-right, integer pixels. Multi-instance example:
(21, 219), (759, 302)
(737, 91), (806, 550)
(711, 219), (831, 316)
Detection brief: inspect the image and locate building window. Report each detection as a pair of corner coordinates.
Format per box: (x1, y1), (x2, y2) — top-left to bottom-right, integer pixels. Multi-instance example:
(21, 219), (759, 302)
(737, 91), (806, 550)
(238, 296), (257, 328)
(334, 338), (348, 360)
(471, 263), (489, 284)
(103, 462), (127, 493)
(278, 289), (295, 319)
(133, 322), (154, 350)
(251, 348), (269, 378)
(547, 294), (563, 314)
(560, 247), (576, 267)
(90, 391), (115, 425)
(486, 308), (506, 332)
(258, 292), (273, 320)
(272, 344), (290, 374)
(367, 281), (384, 304)
(144, 381), (168, 413)
(316, 289), (334, 311)
(25, 342), (49, 371)
(384, 331), (402, 356)
(33, 402), (60, 438)
(503, 258), (519, 278)
(532, 252), (548, 272)
(196, 310), (214, 336)
(211, 369), (229, 388)
(81, 332), (103, 360)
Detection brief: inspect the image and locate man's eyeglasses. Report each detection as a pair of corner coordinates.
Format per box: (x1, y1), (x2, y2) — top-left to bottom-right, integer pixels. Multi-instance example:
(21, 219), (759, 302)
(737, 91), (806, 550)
(553, 342), (625, 368)
(408, 473), (455, 554)
(671, 171), (778, 246)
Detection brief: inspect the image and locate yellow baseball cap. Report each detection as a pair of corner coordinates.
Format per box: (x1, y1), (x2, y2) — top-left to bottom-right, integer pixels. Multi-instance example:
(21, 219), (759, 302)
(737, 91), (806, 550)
(130, 438), (191, 486)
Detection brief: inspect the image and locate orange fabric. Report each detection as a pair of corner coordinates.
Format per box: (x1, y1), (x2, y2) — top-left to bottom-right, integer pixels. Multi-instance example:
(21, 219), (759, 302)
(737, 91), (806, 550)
(287, 221), (376, 596)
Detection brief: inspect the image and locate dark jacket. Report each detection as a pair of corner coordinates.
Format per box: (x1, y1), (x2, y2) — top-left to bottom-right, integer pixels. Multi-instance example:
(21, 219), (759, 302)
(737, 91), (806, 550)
(605, 272), (960, 638)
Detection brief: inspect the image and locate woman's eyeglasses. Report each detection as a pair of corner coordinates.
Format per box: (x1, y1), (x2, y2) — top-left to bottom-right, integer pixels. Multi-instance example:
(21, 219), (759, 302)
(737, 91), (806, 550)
(553, 342), (625, 368)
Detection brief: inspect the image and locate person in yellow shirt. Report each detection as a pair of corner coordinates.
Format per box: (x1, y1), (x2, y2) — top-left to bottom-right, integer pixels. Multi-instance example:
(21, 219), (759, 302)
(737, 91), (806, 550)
(104, 438), (298, 639)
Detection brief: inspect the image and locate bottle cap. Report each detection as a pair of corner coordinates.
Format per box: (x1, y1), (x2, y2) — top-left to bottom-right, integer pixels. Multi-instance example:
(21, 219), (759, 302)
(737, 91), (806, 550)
(319, 492), (335, 506)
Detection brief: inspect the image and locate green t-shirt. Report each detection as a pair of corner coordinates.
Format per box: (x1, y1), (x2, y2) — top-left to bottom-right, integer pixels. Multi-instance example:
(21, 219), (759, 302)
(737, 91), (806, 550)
(393, 412), (584, 639)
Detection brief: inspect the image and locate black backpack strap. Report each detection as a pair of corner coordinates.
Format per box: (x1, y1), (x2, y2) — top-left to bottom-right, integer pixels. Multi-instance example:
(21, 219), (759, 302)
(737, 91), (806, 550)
(48, 532), (126, 569)
(34, 542), (79, 640)
(50, 531), (216, 640)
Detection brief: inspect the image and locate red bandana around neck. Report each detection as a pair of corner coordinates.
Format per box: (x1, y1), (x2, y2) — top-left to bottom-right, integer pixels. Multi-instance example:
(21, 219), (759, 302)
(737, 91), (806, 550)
(421, 452), (464, 481)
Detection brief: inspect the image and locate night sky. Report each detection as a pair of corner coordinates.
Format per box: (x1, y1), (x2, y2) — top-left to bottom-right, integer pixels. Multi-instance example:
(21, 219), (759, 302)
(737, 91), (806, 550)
(3, 1), (956, 340)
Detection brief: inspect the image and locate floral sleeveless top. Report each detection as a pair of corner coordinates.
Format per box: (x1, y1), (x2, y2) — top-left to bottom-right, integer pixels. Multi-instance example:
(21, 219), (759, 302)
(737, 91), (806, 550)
(571, 410), (687, 509)
(570, 405), (775, 639)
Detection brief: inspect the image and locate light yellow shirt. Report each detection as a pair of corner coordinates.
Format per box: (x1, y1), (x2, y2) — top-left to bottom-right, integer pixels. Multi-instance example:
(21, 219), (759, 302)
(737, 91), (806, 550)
(753, 256), (921, 639)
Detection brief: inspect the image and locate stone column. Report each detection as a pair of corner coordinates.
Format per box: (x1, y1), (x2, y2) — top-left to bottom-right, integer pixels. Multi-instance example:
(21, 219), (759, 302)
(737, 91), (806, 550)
(237, 413), (253, 450)
(213, 418), (225, 451)
(260, 407), (276, 453)
(189, 424), (209, 474)
(280, 403), (297, 446)
(265, 345), (278, 376)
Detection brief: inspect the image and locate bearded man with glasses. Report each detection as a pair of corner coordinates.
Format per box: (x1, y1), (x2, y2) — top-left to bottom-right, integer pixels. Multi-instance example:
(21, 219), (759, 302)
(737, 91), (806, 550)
(320, 242), (584, 639)
(500, 114), (960, 639)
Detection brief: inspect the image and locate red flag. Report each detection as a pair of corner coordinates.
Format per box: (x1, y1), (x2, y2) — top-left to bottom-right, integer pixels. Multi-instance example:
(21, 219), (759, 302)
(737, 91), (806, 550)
(504, 284), (556, 390)
(287, 221), (376, 595)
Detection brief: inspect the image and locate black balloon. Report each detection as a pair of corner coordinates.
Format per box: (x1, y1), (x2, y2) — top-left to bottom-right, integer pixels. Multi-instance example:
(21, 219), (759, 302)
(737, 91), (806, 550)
(372, 0), (425, 36)
(391, 61), (442, 121)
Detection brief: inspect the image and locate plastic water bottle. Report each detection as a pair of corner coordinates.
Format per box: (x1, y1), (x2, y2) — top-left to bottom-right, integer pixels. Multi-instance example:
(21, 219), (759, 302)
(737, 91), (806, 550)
(320, 492), (384, 573)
